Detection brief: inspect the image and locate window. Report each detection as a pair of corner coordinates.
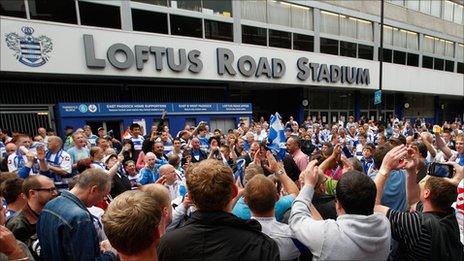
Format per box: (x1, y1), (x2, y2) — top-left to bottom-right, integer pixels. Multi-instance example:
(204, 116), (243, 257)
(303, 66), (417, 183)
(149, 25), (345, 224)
(132, 9), (168, 34)
(175, 0), (201, 12)
(170, 15), (202, 38)
(406, 0), (419, 10)
(29, 0), (77, 24)
(383, 25), (393, 45)
(293, 34), (314, 52)
(445, 60), (454, 72)
(131, 0), (168, 6)
(241, 0), (266, 22)
(434, 58), (444, 70)
(291, 4), (313, 30)
(454, 3), (463, 24)
(357, 19), (373, 41)
(339, 41), (356, 58)
(320, 38), (339, 55)
(423, 36), (435, 53)
(407, 53), (419, 67)
(422, 55), (434, 69)
(391, 0), (404, 6)
(267, 0), (291, 26)
(79, 1), (121, 29)
(458, 62), (464, 74)
(406, 31), (418, 50)
(202, 0), (232, 17)
(444, 0), (454, 21)
(392, 28), (407, 48)
(269, 30), (291, 49)
(435, 39), (445, 56)
(204, 20), (233, 41)
(457, 44), (464, 61)
(430, 0), (441, 17)
(381, 48), (393, 63)
(320, 11), (339, 35)
(242, 25), (267, 46)
(393, 50), (406, 65)
(340, 15), (356, 39)
(420, 0), (431, 14)
(444, 41), (454, 57)
(358, 44), (373, 60)
(0, 0), (27, 18)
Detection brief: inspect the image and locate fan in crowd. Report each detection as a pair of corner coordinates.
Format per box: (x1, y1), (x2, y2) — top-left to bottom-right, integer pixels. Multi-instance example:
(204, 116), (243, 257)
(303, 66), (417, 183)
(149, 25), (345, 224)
(0, 113), (463, 260)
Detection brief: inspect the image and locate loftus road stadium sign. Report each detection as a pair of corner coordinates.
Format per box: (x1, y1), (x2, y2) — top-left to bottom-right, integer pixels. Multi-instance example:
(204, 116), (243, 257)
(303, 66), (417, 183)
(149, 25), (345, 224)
(83, 35), (370, 85)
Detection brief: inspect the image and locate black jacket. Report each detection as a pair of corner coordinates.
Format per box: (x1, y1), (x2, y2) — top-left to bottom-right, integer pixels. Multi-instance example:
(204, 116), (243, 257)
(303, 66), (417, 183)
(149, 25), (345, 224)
(158, 211), (280, 261)
(190, 149), (208, 163)
(110, 172), (131, 198)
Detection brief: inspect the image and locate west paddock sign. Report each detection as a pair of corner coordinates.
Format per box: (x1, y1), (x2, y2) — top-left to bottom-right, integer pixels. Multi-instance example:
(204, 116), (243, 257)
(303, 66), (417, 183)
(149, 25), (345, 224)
(1, 17), (378, 89)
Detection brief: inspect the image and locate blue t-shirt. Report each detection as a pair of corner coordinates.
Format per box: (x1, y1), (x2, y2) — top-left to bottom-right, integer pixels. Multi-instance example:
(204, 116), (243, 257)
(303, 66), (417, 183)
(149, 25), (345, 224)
(198, 136), (209, 150)
(67, 147), (90, 164)
(369, 169), (407, 211)
(232, 194), (294, 222)
(456, 153), (464, 166)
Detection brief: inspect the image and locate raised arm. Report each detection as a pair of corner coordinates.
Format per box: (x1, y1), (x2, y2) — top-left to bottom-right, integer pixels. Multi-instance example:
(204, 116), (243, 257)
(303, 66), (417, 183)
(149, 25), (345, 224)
(374, 145), (408, 214)
(434, 133), (453, 159)
(266, 151), (299, 197)
(420, 132), (436, 158)
(319, 144), (341, 173)
(289, 159), (325, 257)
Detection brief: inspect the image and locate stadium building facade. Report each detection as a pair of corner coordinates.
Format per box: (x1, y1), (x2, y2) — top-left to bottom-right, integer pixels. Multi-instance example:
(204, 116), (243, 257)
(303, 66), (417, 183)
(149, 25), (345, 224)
(0, 0), (463, 136)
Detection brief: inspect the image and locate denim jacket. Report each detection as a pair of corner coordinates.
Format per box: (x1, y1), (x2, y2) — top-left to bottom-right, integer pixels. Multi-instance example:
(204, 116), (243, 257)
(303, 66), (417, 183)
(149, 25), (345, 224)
(37, 191), (117, 261)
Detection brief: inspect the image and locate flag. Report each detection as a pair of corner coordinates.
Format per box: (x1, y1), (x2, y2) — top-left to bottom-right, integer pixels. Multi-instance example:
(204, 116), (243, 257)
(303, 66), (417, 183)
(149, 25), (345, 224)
(233, 158), (246, 186)
(267, 112), (287, 161)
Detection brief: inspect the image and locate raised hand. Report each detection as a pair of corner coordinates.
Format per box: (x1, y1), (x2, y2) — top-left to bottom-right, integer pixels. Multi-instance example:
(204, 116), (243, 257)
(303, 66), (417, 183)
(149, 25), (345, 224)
(379, 145), (409, 176)
(300, 159), (318, 187)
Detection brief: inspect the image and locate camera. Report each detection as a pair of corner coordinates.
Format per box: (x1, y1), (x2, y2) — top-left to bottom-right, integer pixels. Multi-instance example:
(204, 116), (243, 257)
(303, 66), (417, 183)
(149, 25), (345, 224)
(426, 162), (453, 178)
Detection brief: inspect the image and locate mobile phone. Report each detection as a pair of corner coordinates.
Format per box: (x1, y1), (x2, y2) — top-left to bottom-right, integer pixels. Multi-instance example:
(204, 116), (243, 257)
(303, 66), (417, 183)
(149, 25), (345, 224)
(427, 163), (453, 178)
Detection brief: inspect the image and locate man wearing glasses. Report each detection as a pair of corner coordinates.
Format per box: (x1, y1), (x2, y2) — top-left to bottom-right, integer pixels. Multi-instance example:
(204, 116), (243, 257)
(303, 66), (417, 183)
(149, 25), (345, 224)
(6, 175), (58, 259)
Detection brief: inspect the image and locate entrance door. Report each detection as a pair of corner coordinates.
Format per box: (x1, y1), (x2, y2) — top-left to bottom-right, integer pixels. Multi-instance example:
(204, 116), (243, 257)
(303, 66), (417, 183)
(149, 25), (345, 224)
(86, 120), (123, 140)
(369, 110), (378, 122)
(330, 112), (338, 125)
(210, 118), (235, 133)
(310, 111), (319, 122)
(339, 111), (348, 124)
(320, 112), (329, 125)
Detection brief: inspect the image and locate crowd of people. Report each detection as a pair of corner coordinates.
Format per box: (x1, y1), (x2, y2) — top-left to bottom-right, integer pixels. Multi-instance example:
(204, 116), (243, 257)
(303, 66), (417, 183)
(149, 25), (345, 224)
(0, 113), (463, 260)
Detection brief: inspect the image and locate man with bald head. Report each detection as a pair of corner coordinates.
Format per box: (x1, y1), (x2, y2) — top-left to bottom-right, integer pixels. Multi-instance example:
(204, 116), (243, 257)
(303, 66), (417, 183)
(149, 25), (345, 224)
(190, 137), (207, 163)
(1, 142), (16, 171)
(159, 164), (184, 200)
(139, 152), (159, 185)
(140, 184), (173, 236)
(37, 127), (47, 145)
(286, 136), (308, 172)
(39, 136), (72, 190)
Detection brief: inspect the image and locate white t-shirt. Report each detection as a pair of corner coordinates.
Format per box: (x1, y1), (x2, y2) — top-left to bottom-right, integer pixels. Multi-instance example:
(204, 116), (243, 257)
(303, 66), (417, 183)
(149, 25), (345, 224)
(252, 216), (300, 261)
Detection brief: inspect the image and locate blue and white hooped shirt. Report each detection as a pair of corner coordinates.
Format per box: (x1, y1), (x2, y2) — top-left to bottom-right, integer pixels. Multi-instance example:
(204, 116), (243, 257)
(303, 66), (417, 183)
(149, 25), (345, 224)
(130, 135), (145, 151)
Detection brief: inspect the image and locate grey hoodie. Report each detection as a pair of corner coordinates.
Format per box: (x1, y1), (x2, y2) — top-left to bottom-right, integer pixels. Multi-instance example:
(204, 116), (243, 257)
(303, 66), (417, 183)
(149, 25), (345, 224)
(289, 185), (391, 260)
